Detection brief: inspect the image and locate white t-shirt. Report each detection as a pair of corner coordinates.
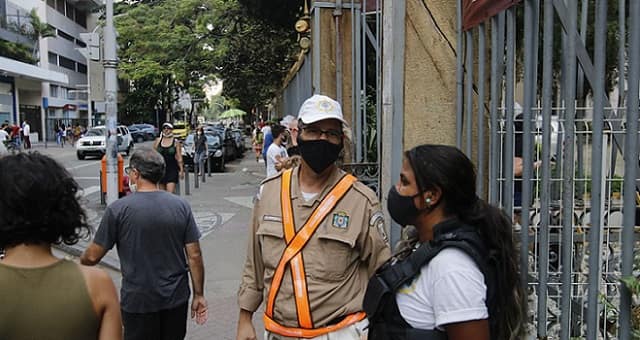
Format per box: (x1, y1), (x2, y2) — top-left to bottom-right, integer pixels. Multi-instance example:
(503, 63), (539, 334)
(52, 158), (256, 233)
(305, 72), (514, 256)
(395, 247), (488, 331)
(23, 123), (30, 136)
(266, 143), (288, 177)
(0, 129), (8, 141)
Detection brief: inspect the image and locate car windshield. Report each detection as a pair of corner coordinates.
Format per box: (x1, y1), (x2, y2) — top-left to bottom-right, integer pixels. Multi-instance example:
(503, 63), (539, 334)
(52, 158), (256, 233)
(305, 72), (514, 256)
(206, 134), (221, 145)
(174, 124), (186, 129)
(86, 128), (105, 136)
(184, 134), (194, 144)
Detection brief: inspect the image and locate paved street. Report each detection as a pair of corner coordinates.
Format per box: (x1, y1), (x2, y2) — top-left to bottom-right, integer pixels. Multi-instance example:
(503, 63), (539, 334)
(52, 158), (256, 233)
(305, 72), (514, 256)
(33, 141), (267, 339)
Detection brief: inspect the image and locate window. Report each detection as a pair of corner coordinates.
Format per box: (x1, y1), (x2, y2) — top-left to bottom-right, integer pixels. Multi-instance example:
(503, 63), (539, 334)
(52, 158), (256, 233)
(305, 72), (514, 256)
(48, 52), (58, 65)
(56, 0), (65, 14)
(60, 87), (68, 99)
(58, 56), (76, 71)
(75, 11), (87, 28)
(57, 30), (75, 43)
(65, 2), (75, 20)
(76, 39), (86, 48)
(77, 63), (87, 74)
(47, 0), (56, 8)
(50, 85), (58, 98)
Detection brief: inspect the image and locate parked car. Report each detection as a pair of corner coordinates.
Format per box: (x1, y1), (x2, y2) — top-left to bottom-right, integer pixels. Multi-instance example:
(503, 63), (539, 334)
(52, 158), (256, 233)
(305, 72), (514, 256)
(129, 123), (158, 138)
(181, 132), (225, 172)
(172, 122), (190, 139)
(231, 129), (246, 156)
(128, 127), (154, 143)
(76, 125), (134, 160)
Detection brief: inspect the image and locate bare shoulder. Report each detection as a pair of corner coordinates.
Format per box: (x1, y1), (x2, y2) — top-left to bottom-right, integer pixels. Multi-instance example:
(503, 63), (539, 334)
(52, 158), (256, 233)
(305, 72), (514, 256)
(350, 180), (379, 205)
(78, 264), (114, 288)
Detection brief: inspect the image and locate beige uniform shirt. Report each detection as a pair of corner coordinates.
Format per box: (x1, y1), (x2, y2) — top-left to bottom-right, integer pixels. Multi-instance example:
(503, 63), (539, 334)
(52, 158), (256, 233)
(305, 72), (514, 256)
(238, 166), (391, 328)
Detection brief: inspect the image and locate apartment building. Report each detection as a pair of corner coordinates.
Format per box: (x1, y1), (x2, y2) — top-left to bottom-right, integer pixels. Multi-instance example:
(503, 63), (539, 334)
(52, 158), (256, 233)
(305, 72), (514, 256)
(0, 0), (100, 142)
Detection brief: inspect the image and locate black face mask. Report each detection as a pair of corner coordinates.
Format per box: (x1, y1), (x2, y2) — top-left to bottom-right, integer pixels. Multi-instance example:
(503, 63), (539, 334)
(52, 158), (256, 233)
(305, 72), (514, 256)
(297, 137), (342, 174)
(387, 186), (422, 227)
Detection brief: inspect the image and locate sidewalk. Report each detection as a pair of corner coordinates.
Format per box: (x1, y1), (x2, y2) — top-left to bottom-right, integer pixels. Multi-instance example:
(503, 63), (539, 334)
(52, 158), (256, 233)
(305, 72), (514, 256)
(59, 148), (268, 339)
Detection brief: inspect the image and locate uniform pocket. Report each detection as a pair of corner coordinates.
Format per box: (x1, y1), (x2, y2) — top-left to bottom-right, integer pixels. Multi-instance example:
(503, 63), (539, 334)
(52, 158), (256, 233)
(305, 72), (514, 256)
(256, 221), (285, 271)
(312, 227), (359, 281)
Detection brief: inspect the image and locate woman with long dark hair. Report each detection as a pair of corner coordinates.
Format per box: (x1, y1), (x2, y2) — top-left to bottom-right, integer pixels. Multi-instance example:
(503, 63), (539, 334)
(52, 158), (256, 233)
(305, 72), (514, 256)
(0, 152), (122, 340)
(364, 144), (525, 340)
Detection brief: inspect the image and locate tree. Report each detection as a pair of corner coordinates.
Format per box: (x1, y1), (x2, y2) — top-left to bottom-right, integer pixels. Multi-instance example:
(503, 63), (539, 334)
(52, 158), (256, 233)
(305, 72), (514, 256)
(115, 0), (298, 122)
(27, 9), (56, 61)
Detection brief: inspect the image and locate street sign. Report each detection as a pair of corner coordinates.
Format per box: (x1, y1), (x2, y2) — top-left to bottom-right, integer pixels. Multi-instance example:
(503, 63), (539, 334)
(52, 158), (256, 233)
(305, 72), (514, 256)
(79, 32), (101, 61)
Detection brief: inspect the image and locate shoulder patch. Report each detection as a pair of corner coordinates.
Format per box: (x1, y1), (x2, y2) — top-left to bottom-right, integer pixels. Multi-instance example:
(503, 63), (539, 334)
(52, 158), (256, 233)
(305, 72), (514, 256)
(260, 171), (284, 185)
(350, 181), (380, 205)
(369, 211), (388, 243)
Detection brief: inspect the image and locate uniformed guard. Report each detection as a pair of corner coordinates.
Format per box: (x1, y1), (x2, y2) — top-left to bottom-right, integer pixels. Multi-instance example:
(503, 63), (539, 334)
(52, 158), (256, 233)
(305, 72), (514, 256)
(237, 94), (391, 340)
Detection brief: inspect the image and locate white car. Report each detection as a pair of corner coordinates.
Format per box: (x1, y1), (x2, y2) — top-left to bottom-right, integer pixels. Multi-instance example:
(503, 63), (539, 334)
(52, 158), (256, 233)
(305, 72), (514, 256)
(76, 125), (134, 160)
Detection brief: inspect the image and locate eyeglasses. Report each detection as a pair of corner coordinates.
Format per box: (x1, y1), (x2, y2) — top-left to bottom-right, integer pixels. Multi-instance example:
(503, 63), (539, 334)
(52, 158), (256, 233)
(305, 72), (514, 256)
(301, 126), (343, 143)
(163, 127), (172, 130)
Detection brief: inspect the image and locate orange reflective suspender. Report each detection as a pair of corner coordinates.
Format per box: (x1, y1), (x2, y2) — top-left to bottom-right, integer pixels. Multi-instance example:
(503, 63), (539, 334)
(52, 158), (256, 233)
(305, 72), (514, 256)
(264, 169), (365, 338)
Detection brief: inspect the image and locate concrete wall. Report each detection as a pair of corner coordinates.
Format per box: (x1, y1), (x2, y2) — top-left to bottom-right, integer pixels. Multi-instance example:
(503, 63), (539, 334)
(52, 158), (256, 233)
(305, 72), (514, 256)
(403, 0), (458, 149)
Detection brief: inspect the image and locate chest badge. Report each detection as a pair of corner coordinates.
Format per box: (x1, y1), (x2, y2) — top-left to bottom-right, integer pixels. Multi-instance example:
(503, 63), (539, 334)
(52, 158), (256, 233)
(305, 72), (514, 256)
(332, 211), (350, 229)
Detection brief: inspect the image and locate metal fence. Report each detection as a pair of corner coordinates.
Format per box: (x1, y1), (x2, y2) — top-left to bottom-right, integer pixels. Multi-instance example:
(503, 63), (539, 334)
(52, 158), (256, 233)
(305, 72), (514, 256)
(280, 0), (383, 195)
(456, 0), (640, 338)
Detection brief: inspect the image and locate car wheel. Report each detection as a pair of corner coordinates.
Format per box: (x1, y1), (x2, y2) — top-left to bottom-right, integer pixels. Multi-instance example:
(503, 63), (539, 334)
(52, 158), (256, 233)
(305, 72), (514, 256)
(136, 136), (144, 143)
(77, 151), (85, 160)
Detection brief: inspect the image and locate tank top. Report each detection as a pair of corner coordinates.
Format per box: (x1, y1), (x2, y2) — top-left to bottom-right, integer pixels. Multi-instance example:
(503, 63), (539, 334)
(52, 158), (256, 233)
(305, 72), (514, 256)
(0, 259), (100, 340)
(157, 136), (179, 171)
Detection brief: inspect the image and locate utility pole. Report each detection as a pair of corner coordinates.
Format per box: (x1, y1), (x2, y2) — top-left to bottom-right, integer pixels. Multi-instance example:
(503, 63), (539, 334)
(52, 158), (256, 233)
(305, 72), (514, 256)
(104, 0), (119, 205)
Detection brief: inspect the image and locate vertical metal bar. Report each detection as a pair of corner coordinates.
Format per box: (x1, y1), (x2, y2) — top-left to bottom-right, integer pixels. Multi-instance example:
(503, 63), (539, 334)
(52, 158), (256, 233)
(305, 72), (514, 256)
(586, 0), (607, 338)
(376, 0), (382, 171)
(465, 30), (474, 156)
(503, 8), (515, 215)
(521, 0), (535, 317)
(354, 1), (363, 162)
(455, 0), (464, 148)
(388, 0), (406, 248)
(313, 3), (321, 94)
(538, 0), (555, 336)
(476, 24), (486, 196)
(335, 0), (343, 104)
(617, 0), (626, 108)
(361, 7), (368, 162)
(488, 16), (500, 205)
(575, 0), (589, 198)
(620, 2), (640, 338)
(560, 0), (577, 338)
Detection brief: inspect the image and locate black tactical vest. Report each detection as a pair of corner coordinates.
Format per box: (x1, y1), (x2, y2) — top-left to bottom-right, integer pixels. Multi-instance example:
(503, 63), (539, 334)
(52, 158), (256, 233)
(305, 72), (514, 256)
(363, 219), (497, 340)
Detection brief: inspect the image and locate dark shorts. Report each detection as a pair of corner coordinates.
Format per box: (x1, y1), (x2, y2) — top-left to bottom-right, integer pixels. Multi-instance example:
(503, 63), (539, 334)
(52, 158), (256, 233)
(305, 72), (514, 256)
(160, 170), (179, 184)
(122, 302), (188, 340)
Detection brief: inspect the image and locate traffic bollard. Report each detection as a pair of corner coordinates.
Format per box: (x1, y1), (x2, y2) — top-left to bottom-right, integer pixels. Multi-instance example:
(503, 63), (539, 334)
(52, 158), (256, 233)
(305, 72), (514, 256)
(194, 162), (199, 189)
(208, 157), (212, 177)
(175, 178), (181, 195)
(202, 159), (206, 183)
(184, 166), (190, 195)
(99, 171), (106, 205)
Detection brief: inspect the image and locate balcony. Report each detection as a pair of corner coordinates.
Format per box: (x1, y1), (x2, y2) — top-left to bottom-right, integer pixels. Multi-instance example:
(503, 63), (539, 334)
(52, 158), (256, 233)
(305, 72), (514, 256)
(0, 6), (37, 64)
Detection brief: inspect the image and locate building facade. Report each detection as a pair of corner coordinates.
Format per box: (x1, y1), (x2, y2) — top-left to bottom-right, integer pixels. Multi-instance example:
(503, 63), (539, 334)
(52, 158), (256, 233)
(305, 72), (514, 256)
(0, 0), (101, 142)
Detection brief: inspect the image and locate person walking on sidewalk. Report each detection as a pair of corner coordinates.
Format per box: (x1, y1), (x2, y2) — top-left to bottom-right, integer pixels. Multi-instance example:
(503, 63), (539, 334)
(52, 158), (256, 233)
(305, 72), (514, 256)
(22, 120), (31, 149)
(81, 148), (208, 340)
(194, 126), (208, 176)
(265, 124), (288, 177)
(0, 153), (122, 340)
(236, 94), (391, 340)
(154, 123), (185, 194)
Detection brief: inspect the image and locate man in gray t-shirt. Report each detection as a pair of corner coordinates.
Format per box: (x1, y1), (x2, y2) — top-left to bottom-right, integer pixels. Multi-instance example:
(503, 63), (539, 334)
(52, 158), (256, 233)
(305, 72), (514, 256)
(82, 148), (208, 340)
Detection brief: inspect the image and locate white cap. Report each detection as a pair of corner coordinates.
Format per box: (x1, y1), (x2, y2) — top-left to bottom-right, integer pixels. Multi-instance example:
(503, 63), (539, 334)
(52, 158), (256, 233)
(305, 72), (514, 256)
(162, 122), (173, 129)
(297, 95), (347, 126)
(280, 115), (296, 127)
